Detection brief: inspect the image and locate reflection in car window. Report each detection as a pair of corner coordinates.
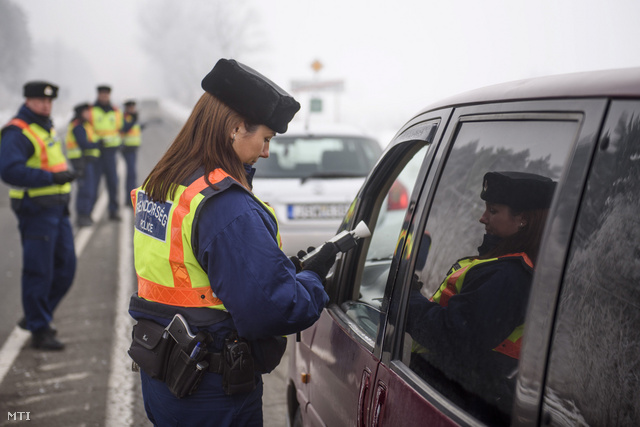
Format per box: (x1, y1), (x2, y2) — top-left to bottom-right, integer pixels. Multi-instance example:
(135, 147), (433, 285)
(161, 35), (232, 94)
(342, 143), (431, 340)
(543, 102), (640, 426)
(255, 135), (382, 178)
(403, 118), (577, 424)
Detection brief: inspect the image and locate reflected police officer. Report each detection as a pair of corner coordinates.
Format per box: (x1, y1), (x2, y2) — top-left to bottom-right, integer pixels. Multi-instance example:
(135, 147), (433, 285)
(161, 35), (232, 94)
(407, 171), (556, 415)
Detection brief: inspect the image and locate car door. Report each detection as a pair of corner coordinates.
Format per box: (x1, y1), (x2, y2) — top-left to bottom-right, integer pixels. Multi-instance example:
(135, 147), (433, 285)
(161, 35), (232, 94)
(295, 113), (450, 427)
(372, 99), (609, 426)
(533, 100), (640, 426)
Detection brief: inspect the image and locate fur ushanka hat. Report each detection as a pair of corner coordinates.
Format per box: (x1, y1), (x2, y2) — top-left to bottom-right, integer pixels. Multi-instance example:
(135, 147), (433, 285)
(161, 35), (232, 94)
(481, 171), (557, 212)
(201, 58), (300, 133)
(23, 81), (59, 99)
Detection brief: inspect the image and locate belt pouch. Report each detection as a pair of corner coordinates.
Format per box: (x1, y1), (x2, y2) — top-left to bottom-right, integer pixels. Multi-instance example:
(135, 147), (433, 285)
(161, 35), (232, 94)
(128, 319), (174, 381)
(165, 346), (208, 399)
(222, 336), (256, 395)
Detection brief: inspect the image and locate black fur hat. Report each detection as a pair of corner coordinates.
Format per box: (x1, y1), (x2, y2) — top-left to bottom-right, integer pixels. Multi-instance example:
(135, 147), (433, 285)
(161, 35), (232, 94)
(23, 81), (58, 98)
(481, 171), (556, 212)
(201, 59), (300, 133)
(97, 85), (111, 93)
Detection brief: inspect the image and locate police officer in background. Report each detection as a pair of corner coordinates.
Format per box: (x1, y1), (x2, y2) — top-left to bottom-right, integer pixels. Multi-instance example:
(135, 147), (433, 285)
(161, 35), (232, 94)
(66, 103), (101, 227)
(121, 100), (141, 208)
(0, 81), (76, 350)
(90, 85), (122, 221)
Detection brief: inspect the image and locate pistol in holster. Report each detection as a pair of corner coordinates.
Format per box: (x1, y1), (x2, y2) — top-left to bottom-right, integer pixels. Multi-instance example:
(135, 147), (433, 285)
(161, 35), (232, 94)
(128, 314), (256, 398)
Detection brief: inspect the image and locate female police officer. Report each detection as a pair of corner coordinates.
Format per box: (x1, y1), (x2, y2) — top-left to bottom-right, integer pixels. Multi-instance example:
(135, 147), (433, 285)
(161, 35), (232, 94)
(406, 171), (556, 418)
(128, 59), (335, 426)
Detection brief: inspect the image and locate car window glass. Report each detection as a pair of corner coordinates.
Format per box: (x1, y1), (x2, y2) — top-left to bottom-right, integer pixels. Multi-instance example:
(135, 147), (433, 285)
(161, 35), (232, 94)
(255, 135), (382, 178)
(402, 117), (577, 424)
(542, 101), (640, 426)
(342, 141), (432, 340)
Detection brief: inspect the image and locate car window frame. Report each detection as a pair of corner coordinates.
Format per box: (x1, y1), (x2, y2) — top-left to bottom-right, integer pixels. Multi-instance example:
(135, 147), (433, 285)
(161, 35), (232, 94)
(322, 111), (452, 354)
(375, 99), (610, 426)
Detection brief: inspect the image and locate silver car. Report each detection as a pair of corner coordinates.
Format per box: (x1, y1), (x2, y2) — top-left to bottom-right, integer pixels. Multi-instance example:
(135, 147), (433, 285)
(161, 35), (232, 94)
(252, 123), (383, 255)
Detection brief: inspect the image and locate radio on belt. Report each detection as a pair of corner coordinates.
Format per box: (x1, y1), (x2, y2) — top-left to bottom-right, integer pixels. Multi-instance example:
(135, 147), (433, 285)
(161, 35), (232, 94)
(300, 220), (371, 266)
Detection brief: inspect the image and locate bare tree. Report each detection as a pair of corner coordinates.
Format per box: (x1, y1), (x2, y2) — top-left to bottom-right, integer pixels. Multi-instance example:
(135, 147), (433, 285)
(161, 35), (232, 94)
(0, 0), (32, 108)
(138, 0), (262, 106)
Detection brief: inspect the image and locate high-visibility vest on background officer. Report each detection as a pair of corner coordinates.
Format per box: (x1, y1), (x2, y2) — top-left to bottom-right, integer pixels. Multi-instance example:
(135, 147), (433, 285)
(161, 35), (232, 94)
(0, 81), (77, 351)
(121, 99), (142, 208)
(90, 84), (122, 221)
(66, 103), (101, 227)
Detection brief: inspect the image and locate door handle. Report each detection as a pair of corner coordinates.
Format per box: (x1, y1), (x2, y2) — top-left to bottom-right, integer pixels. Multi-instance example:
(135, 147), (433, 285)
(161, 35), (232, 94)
(371, 381), (387, 427)
(357, 369), (372, 427)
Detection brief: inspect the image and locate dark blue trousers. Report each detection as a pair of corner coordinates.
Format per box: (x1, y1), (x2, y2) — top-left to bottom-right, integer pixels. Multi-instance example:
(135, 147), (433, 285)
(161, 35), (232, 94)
(99, 147), (120, 214)
(121, 147), (138, 207)
(76, 158), (99, 216)
(140, 370), (263, 427)
(15, 203), (76, 332)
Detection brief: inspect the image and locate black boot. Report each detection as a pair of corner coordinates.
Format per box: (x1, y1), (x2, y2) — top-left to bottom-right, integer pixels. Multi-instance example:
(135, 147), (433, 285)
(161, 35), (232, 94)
(18, 318), (57, 335)
(31, 328), (64, 351)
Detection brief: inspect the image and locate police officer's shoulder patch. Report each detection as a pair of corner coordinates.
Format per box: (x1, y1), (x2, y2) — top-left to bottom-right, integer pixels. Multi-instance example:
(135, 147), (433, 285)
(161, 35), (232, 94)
(134, 191), (172, 242)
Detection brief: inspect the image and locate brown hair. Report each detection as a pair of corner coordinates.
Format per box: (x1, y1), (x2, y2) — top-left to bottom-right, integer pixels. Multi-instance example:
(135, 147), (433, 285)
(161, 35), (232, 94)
(143, 93), (258, 203)
(480, 208), (549, 265)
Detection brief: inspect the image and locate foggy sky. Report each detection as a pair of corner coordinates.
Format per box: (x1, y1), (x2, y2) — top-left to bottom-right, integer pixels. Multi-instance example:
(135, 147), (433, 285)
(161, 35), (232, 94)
(17, 0), (640, 135)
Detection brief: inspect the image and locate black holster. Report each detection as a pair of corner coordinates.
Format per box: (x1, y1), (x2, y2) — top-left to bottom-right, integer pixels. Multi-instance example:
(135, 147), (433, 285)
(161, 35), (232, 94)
(128, 317), (256, 398)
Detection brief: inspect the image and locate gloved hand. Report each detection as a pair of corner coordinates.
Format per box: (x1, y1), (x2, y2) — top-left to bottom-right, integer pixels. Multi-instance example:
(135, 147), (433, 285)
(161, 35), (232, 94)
(52, 171), (76, 184)
(290, 247), (314, 274)
(301, 242), (338, 279)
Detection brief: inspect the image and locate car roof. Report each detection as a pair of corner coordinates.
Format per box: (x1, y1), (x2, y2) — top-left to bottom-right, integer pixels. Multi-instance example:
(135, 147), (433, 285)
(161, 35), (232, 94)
(416, 67), (640, 115)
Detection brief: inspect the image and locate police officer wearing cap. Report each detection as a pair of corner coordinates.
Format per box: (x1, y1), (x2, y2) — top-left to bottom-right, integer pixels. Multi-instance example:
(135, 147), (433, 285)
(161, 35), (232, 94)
(90, 85), (123, 220)
(66, 102), (101, 227)
(406, 171), (556, 416)
(0, 81), (77, 350)
(128, 59), (336, 425)
(121, 99), (141, 208)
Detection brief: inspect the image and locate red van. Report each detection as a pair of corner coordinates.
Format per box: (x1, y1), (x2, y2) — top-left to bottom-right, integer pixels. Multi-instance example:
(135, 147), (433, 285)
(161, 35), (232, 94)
(286, 67), (640, 426)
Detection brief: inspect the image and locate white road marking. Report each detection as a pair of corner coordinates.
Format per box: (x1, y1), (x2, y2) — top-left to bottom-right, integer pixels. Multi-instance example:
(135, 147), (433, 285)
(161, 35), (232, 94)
(105, 204), (135, 427)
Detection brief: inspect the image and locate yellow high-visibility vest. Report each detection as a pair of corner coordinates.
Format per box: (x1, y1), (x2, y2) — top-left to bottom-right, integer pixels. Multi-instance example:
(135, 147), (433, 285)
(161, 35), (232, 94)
(65, 119), (99, 159)
(132, 169), (282, 309)
(1, 119), (71, 199)
(122, 115), (141, 147)
(430, 253), (533, 359)
(90, 105), (122, 148)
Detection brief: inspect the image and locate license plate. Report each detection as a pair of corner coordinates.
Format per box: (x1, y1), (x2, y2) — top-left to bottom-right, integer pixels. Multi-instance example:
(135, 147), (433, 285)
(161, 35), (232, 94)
(287, 203), (349, 220)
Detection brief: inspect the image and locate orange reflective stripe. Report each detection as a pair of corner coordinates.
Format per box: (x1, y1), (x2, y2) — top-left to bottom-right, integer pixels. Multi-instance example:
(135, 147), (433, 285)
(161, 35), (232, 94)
(9, 119), (63, 172)
(514, 252), (533, 269)
(168, 169), (237, 288)
(137, 169), (241, 306)
(438, 264), (472, 307)
(494, 336), (522, 359)
(138, 274), (223, 307)
(130, 188), (138, 212)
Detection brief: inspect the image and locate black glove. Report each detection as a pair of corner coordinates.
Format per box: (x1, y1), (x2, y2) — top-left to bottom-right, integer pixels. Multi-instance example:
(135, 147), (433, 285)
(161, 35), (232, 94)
(301, 242), (338, 279)
(52, 171), (76, 184)
(290, 247), (314, 274)
(97, 139), (105, 149)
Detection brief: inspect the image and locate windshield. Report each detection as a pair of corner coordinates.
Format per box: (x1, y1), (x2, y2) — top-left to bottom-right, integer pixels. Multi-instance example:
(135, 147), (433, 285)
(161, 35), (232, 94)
(255, 135), (382, 179)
